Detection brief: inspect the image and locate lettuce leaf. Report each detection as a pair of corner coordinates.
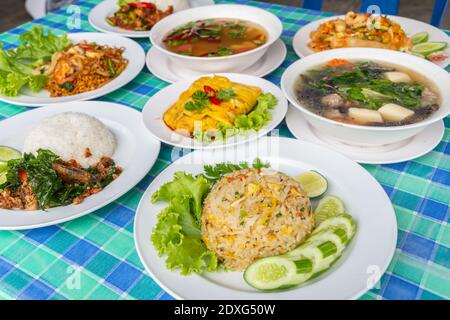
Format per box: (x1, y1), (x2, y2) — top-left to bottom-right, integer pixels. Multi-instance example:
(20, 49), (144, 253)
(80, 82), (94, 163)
(151, 172), (219, 275)
(193, 92), (279, 142)
(152, 171), (210, 222)
(0, 26), (70, 96)
(234, 92), (278, 131)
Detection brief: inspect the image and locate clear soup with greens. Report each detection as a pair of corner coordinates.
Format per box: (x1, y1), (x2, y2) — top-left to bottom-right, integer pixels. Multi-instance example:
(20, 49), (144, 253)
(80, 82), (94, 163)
(162, 18), (267, 57)
(296, 59), (440, 126)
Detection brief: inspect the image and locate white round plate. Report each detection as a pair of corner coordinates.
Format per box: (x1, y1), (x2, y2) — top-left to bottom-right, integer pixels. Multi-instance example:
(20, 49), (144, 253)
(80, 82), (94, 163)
(286, 106), (445, 164)
(293, 15), (450, 68)
(0, 101), (161, 230)
(89, 0), (215, 38)
(146, 39), (287, 83)
(0, 33), (145, 107)
(142, 73), (288, 149)
(134, 136), (397, 300)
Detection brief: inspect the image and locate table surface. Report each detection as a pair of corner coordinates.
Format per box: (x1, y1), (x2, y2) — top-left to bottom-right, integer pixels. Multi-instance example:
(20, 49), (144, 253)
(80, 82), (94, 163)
(0, 0), (449, 300)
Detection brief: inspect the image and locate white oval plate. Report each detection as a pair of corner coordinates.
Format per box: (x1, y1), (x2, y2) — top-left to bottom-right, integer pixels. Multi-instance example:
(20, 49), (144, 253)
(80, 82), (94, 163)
(0, 101), (161, 230)
(286, 106), (445, 164)
(146, 39), (287, 83)
(0, 33), (145, 107)
(89, 0), (215, 38)
(293, 15), (450, 68)
(134, 136), (397, 300)
(142, 73), (288, 149)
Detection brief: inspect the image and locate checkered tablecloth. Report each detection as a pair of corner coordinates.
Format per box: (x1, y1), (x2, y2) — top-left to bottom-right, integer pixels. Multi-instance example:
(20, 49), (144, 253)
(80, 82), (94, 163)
(0, 0), (448, 300)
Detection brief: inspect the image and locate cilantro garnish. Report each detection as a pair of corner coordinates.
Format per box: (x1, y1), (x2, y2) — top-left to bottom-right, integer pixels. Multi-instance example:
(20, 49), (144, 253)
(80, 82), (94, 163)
(184, 90), (210, 111)
(216, 87), (236, 101)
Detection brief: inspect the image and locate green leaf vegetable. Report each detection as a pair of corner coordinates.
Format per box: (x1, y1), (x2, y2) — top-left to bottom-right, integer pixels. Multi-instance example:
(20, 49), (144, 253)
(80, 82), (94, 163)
(0, 149), (119, 209)
(306, 63), (424, 110)
(150, 159), (270, 275)
(194, 92), (278, 142)
(151, 172), (218, 275)
(203, 158), (270, 181)
(0, 26), (70, 96)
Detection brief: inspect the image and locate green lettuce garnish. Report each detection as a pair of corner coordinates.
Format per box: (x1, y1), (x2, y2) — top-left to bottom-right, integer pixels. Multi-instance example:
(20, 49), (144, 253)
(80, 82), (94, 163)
(193, 92), (278, 142)
(151, 172), (219, 275)
(0, 26), (71, 96)
(151, 160), (271, 275)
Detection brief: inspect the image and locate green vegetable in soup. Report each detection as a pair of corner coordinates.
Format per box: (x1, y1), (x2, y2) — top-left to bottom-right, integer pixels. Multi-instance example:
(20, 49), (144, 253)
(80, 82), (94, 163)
(306, 63), (424, 110)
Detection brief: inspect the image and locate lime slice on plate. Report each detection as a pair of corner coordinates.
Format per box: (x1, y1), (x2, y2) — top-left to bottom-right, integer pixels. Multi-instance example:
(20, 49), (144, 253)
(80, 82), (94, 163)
(315, 195), (346, 225)
(294, 171), (328, 198)
(412, 42), (448, 57)
(0, 172), (6, 185)
(0, 161), (8, 173)
(0, 146), (21, 162)
(411, 32), (429, 45)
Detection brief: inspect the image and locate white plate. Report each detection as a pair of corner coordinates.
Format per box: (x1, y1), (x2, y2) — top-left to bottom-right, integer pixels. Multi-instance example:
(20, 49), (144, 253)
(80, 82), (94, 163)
(286, 106), (445, 164)
(0, 33), (145, 107)
(134, 136), (397, 300)
(293, 15), (450, 68)
(89, 0), (215, 38)
(0, 101), (161, 230)
(142, 73), (288, 149)
(146, 39), (287, 83)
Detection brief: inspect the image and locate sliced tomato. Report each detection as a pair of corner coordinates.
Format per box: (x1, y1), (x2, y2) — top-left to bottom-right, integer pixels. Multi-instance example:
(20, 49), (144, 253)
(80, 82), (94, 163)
(78, 43), (94, 50)
(19, 170), (28, 183)
(176, 44), (193, 53)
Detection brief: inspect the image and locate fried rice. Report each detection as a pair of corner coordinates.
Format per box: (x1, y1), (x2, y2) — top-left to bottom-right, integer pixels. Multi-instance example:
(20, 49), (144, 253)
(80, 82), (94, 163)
(201, 168), (314, 271)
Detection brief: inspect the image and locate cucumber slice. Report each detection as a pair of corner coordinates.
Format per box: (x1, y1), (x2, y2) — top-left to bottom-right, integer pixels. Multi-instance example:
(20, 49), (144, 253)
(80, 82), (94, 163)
(313, 214), (356, 238)
(315, 195), (345, 225)
(411, 32), (429, 44)
(244, 256), (299, 290)
(0, 146), (21, 162)
(294, 170), (328, 198)
(244, 214), (357, 291)
(412, 42), (448, 57)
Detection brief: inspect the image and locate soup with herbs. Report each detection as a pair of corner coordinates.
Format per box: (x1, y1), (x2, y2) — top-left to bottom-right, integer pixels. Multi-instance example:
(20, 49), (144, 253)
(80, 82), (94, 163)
(296, 59), (440, 126)
(162, 18), (268, 57)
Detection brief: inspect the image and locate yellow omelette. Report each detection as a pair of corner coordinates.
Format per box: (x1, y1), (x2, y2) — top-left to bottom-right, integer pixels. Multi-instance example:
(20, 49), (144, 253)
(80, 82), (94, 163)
(163, 76), (261, 136)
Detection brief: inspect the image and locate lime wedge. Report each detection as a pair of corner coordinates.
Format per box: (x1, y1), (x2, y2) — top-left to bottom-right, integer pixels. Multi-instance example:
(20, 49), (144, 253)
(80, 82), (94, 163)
(411, 32), (429, 45)
(412, 42), (448, 57)
(294, 171), (328, 198)
(0, 161), (7, 173)
(0, 172), (6, 185)
(315, 195), (345, 225)
(0, 146), (21, 162)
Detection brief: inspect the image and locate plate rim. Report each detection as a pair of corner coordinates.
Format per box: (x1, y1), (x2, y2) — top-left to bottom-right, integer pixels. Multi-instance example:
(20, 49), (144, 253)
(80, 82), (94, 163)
(145, 39), (287, 83)
(88, 0), (216, 38)
(0, 32), (145, 107)
(285, 106), (445, 164)
(0, 101), (161, 230)
(134, 136), (398, 300)
(292, 14), (450, 68)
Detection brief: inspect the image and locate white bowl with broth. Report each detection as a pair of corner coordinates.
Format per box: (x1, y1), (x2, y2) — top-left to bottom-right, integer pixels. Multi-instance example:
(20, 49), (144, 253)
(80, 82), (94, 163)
(149, 4), (283, 73)
(281, 48), (450, 147)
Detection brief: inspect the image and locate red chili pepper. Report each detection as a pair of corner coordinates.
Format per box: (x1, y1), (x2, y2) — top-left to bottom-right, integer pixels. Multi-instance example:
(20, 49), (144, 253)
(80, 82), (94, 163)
(129, 2), (156, 9)
(203, 85), (216, 97)
(209, 96), (221, 105)
(78, 43), (94, 50)
(19, 170), (28, 183)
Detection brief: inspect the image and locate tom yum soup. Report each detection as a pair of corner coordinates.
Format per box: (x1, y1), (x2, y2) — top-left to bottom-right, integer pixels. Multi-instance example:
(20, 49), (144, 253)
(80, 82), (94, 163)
(296, 59), (440, 126)
(162, 19), (267, 57)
